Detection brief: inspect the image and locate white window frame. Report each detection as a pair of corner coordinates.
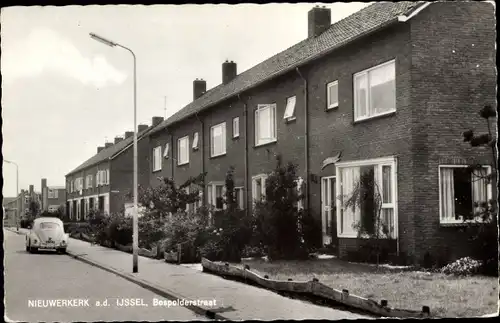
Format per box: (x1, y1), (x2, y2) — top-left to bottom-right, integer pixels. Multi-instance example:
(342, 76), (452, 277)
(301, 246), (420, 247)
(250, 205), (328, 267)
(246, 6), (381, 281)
(255, 104), (277, 146)
(86, 175), (93, 189)
(252, 174), (268, 202)
(153, 146), (162, 171)
(192, 132), (199, 150)
(207, 182), (226, 210)
(335, 156), (398, 239)
(283, 96), (297, 120)
(235, 187), (245, 210)
(296, 177), (304, 210)
(163, 143), (170, 159)
(177, 136), (190, 165)
(233, 117), (240, 138)
(326, 81), (339, 110)
(438, 165), (493, 224)
(353, 59), (396, 122)
(210, 122), (227, 157)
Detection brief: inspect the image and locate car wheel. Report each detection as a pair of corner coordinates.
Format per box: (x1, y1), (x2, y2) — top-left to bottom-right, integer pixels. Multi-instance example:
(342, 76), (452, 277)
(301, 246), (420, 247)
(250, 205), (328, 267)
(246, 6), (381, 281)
(26, 245), (29, 252)
(29, 247), (38, 253)
(57, 248), (67, 254)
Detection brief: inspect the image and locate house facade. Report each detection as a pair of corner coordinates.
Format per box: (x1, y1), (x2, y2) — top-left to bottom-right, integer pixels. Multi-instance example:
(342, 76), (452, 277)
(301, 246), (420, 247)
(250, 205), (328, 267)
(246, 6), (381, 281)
(3, 185), (42, 226)
(148, 2), (495, 265)
(41, 178), (66, 213)
(65, 117), (163, 221)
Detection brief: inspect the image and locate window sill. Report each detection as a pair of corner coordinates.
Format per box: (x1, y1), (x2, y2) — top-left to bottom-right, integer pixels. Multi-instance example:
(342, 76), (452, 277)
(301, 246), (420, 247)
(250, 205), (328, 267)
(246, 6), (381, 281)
(152, 169), (162, 173)
(353, 110), (396, 124)
(232, 135), (240, 140)
(326, 104), (338, 111)
(210, 153), (227, 159)
(192, 147), (199, 151)
(254, 140), (277, 148)
(284, 117), (297, 124)
(440, 221), (486, 227)
(177, 162), (189, 167)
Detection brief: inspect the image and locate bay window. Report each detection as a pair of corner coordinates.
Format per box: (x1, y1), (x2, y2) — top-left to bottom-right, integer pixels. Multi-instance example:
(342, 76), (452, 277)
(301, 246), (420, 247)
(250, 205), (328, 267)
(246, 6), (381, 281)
(207, 182), (225, 210)
(439, 165), (492, 224)
(354, 60), (396, 121)
(336, 157), (397, 238)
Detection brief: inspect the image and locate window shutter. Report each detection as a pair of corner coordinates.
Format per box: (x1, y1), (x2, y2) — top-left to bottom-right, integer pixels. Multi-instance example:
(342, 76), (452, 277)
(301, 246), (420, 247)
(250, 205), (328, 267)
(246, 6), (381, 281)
(164, 143), (169, 158)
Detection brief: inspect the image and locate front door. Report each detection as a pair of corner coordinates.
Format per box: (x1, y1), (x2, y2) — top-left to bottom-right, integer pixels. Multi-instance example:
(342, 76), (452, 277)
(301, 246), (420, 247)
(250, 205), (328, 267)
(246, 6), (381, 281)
(321, 176), (336, 246)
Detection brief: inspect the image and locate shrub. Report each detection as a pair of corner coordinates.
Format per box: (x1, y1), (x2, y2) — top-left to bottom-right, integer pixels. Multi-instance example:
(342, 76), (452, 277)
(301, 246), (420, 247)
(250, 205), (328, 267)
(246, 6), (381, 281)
(252, 155), (311, 260)
(441, 257), (483, 276)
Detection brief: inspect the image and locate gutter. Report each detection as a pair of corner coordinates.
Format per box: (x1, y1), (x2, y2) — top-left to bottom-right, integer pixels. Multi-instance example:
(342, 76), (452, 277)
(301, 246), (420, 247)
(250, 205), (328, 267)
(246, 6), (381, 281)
(170, 132), (175, 180)
(194, 111), (205, 206)
(237, 93), (249, 217)
(295, 67), (309, 211)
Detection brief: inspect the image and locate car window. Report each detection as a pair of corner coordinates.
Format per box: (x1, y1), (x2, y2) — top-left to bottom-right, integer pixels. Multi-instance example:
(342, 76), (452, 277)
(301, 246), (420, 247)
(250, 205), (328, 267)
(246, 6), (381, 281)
(40, 222), (60, 230)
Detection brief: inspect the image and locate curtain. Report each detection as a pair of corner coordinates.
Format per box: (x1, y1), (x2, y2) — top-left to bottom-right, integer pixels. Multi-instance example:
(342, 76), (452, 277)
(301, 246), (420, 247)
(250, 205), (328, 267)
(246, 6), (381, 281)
(341, 167), (360, 234)
(472, 168), (487, 216)
(440, 168), (455, 221)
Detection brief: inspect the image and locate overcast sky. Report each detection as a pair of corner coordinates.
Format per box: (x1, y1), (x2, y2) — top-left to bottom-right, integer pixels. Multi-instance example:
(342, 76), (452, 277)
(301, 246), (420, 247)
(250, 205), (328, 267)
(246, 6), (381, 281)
(1, 3), (369, 197)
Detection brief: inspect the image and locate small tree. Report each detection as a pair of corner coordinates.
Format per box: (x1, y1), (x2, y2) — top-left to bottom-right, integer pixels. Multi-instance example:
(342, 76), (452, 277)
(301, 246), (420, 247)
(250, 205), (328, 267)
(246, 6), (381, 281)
(253, 155), (309, 260)
(343, 169), (390, 267)
(462, 104), (498, 276)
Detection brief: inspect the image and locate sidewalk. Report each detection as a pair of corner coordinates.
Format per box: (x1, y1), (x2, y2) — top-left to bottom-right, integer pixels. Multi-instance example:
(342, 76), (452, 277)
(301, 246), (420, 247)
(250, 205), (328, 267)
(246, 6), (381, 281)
(5, 227), (367, 320)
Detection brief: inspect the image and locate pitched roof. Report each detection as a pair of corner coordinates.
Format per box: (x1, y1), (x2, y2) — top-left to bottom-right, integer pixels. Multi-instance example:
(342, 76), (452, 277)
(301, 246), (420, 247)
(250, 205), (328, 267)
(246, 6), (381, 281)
(3, 197), (17, 205)
(66, 126), (155, 176)
(150, 2), (425, 135)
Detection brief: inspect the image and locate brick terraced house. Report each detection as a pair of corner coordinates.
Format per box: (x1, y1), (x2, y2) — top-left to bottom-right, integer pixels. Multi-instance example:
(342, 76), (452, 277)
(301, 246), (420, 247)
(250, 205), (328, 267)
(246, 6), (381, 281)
(145, 2), (496, 265)
(65, 117), (164, 221)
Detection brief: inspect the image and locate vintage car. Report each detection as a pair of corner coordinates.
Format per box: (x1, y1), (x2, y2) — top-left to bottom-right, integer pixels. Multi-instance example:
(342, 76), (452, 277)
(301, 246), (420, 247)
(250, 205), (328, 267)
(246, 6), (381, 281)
(25, 217), (69, 253)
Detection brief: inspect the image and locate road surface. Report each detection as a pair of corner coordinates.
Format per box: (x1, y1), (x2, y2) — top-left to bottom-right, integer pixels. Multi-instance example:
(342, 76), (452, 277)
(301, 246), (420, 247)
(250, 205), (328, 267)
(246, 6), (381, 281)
(4, 229), (207, 322)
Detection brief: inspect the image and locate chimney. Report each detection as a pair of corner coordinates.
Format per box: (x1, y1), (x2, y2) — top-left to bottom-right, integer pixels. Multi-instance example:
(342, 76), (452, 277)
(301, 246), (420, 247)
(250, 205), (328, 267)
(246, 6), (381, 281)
(29, 185), (34, 196)
(114, 136), (123, 144)
(98, 146), (105, 153)
(222, 60), (237, 84)
(152, 116), (164, 126)
(105, 142), (113, 148)
(138, 124), (148, 132)
(308, 6), (331, 38)
(125, 131), (134, 139)
(193, 78), (207, 100)
(41, 178), (48, 211)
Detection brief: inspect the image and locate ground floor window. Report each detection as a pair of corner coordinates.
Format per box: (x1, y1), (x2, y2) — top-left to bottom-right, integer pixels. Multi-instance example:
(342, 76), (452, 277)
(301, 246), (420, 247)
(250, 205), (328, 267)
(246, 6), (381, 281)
(336, 157), (397, 238)
(207, 183), (225, 210)
(439, 165), (492, 223)
(252, 174), (268, 202)
(234, 187), (245, 210)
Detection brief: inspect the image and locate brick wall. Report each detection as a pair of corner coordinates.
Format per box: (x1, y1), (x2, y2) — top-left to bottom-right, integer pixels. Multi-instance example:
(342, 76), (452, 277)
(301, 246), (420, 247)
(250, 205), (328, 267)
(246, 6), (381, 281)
(408, 1), (496, 263)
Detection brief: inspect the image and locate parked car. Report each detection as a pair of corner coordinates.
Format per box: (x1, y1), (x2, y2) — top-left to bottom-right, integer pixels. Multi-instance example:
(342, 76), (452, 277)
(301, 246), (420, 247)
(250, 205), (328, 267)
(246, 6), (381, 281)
(25, 217), (69, 253)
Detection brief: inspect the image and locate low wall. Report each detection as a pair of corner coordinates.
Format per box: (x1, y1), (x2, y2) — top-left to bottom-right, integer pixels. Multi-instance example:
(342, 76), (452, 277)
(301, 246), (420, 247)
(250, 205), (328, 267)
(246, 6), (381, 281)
(201, 258), (433, 318)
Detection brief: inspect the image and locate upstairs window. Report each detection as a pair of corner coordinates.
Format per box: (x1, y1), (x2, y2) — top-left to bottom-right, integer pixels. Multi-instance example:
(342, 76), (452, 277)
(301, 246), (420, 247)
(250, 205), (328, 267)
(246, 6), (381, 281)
(177, 136), (190, 165)
(255, 104), (277, 146)
(327, 81), (339, 110)
(283, 96), (297, 120)
(233, 117), (240, 138)
(354, 60), (396, 121)
(86, 175), (93, 189)
(153, 146), (162, 171)
(192, 132), (199, 150)
(210, 122), (227, 157)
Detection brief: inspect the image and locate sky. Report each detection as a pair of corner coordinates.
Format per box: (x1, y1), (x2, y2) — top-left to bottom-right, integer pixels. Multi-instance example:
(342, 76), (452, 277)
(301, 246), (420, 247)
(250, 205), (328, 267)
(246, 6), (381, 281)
(1, 3), (369, 198)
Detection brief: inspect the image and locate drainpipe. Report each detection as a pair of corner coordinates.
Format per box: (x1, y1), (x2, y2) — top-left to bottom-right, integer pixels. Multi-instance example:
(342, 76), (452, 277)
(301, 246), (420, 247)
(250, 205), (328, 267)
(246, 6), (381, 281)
(170, 131), (175, 180)
(238, 93), (249, 218)
(295, 67), (309, 211)
(194, 112), (205, 207)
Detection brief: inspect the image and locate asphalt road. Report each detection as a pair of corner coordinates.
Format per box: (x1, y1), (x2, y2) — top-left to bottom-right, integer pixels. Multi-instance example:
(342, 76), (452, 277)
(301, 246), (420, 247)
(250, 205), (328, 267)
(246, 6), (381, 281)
(4, 229), (207, 322)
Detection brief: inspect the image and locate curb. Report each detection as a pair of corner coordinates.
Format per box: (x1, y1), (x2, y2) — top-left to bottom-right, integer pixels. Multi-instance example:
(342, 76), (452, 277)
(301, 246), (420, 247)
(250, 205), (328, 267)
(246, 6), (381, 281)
(66, 250), (228, 321)
(6, 228), (228, 320)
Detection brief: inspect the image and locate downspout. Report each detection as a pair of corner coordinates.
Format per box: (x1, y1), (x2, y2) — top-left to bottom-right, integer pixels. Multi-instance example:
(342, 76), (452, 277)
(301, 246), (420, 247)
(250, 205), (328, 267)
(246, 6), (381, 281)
(170, 130), (175, 180)
(295, 67), (309, 211)
(194, 112), (205, 207)
(238, 93), (249, 218)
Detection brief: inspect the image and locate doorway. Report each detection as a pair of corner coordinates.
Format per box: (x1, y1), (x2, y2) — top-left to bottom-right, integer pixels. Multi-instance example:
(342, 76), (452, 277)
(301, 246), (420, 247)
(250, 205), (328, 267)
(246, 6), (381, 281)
(321, 176), (336, 246)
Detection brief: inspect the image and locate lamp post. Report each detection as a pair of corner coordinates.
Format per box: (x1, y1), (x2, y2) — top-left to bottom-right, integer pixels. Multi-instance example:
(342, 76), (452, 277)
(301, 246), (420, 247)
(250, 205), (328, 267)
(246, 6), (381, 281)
(4, 159), (19, 231)
(90, 32), (139, 273)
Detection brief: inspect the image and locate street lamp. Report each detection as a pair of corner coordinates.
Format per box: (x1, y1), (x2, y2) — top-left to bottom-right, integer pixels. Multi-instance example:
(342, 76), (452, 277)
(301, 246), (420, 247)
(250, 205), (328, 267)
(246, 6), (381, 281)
(4, 159), (19, 231)
(90, 32), (139, 273)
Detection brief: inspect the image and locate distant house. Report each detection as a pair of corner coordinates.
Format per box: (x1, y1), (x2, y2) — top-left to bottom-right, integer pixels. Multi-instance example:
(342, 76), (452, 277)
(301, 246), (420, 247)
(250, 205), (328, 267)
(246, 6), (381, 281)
(3, 185), (42, 225)
(41, 178), (66, 214)
(145, 2), (496, 265)
(65, 117), (164, 221)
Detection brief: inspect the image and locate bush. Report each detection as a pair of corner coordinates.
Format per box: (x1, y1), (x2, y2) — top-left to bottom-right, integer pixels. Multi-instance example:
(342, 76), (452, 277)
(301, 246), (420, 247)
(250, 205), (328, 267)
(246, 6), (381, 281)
(107, 213), (132, 246)
(441, 257), (483, 276)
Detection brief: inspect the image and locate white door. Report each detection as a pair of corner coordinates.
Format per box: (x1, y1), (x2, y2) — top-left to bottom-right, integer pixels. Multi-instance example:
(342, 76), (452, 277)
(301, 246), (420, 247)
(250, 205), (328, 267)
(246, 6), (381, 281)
(321, 176), (336, 245)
